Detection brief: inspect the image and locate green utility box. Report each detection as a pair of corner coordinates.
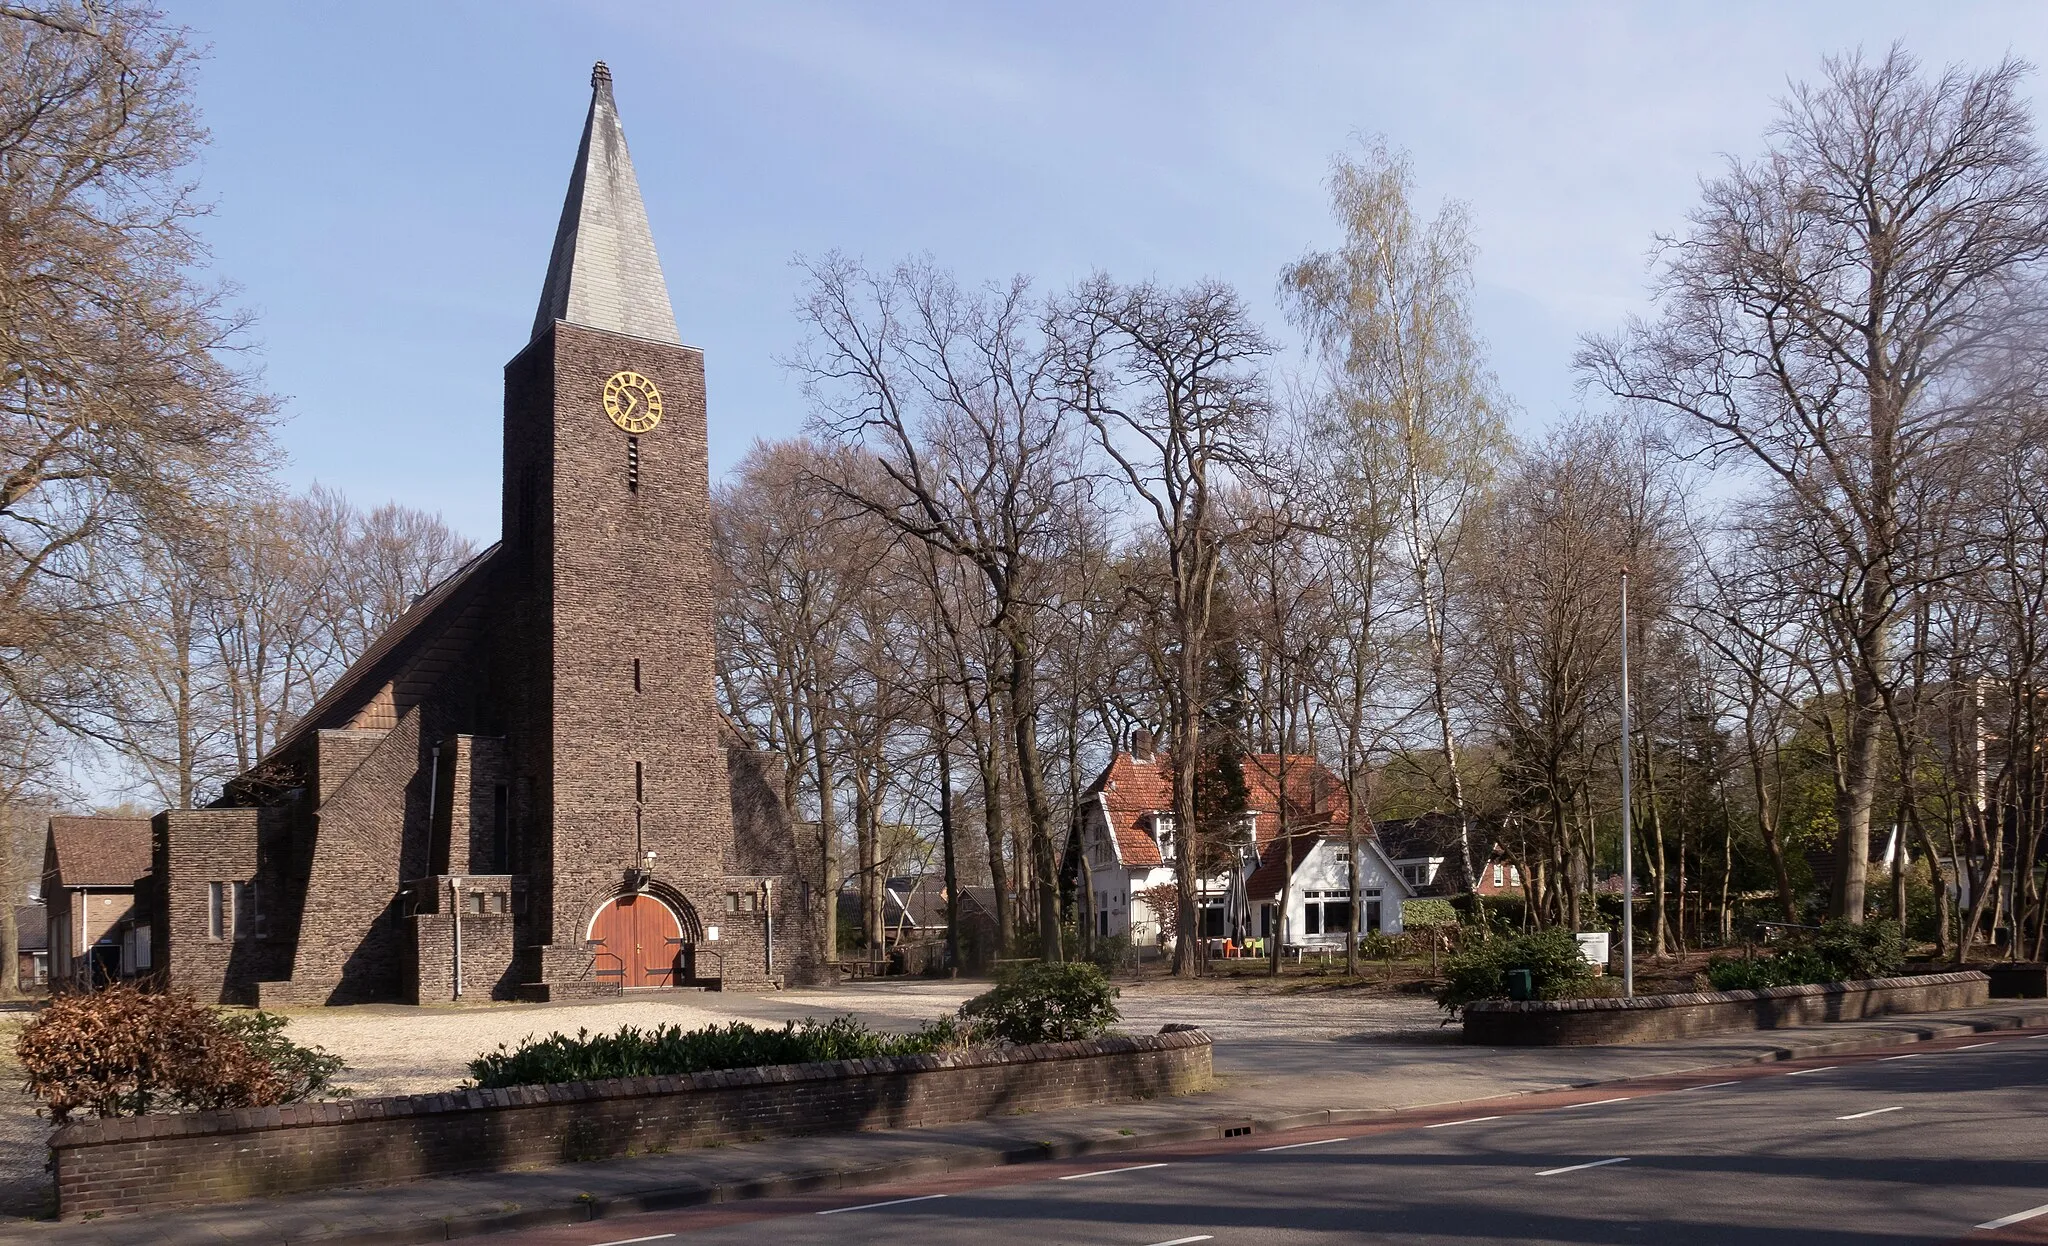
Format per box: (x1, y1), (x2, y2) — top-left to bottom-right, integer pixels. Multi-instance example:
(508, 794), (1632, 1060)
(1507, 968), (1535, 1001)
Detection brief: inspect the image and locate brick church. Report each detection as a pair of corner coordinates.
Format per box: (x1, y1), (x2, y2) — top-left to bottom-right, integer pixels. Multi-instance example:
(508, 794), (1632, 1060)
(138, 64), (811, 1005)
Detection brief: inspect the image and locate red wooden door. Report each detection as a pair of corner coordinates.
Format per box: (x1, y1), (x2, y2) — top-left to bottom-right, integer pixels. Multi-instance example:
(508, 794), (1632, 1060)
(589, 896), (683, 988)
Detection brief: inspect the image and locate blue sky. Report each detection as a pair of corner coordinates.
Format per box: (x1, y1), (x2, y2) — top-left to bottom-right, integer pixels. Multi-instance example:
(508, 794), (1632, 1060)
(169, 1), (2048, 544)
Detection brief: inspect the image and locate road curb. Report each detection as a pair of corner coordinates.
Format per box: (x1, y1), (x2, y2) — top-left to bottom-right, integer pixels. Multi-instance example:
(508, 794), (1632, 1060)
(84, 1009), (2048, 1244)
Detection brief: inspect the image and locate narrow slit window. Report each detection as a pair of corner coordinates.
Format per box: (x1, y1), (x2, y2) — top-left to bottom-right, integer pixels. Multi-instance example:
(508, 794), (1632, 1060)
(627, 435), (640, 492)
(634, 759), (644, 805)
(632, 658), (642, 693)
(208, 882), (226, 940)
(491, 784), (510, 872)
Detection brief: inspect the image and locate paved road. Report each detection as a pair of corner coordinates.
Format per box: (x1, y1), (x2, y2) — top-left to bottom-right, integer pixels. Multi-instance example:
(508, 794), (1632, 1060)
(491, 1030), (2048, 1246)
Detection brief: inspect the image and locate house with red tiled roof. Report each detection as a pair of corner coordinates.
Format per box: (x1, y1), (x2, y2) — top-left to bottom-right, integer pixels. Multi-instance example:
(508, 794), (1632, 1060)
(42, 816), (154, 988)
(1074, 732), (1412, 949)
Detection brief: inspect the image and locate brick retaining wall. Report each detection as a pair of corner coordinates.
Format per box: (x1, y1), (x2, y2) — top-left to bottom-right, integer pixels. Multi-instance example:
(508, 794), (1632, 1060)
(1463, 971), (1990, 1046)
(49, 1030), (1212, 1220)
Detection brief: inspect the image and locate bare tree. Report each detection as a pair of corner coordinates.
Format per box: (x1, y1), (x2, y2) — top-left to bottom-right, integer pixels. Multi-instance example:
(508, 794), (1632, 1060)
(795, 257), (1080, 960)
(1053, 276), (1273, 974)
(713, 440), (893, 965)
(1582, 47), (2048, 922)
(0, 2), (276, 737)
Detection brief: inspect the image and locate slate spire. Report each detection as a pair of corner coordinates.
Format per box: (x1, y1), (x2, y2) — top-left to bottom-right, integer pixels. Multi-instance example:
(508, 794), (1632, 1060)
(530, 62), (682, 345)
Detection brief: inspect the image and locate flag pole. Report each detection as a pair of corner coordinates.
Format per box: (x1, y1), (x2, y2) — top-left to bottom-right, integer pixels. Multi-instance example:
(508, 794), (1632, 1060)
(1620, 565), (1634, 999)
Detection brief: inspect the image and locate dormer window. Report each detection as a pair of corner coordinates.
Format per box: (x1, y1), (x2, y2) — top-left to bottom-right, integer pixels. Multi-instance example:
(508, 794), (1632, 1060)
(1152, 815), (1175, 860)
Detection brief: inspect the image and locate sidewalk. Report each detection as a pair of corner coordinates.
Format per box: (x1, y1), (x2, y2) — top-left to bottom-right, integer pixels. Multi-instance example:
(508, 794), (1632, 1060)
(9, 999), (2046, 1246)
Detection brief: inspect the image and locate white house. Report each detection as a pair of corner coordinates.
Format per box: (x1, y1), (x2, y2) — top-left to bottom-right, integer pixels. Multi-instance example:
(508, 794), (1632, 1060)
(1073, 732), (1413, 948)
(1244, 830), (1413, 944)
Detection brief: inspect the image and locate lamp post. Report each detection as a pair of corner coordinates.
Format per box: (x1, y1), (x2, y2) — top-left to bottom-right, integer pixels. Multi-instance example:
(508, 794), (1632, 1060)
(1619, 566), (1634, 999)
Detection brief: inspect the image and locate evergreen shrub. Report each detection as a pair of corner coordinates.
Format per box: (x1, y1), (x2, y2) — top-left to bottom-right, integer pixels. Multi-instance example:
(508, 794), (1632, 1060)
(959, 961), (1120, 1043)
(468, 1015), (964, 1089)
(1705, 919), (1905, 992)
(1435, 927), (1595, 1016)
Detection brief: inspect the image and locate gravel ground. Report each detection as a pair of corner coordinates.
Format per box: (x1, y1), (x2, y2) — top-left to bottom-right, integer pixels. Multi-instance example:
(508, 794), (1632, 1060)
(275, 978), (1444, 1097)
(0, 1012), (55, 1220)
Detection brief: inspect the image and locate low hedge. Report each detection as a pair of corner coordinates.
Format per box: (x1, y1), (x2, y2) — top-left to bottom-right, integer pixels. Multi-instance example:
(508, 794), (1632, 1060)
(1705, 919), (1904, 991)
(468, 1015), (963, 1089)
(472, 961), (1124, 1089)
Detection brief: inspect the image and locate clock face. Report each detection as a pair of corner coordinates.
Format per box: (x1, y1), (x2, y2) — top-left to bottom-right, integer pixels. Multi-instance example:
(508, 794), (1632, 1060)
(602, 371), (663, 434)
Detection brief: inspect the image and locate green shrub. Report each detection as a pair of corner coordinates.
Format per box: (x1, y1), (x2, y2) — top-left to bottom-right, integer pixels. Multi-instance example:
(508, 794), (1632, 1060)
(216, 1010), (348, 1102)
(1402, 899), (1459, 930)
(1358, 931), (1401, 979)
(470, 960), (1129, 1089)
(1450, 892), (1528, 932)
(16, 987), (348, 1120)
(1706, 919), (1905, 992)
(959, 961), (1120, 1044)
(469, 1015), (963, 1089)
(1435, 927), (1595, 1015)
(1808, 918), (1904, 980)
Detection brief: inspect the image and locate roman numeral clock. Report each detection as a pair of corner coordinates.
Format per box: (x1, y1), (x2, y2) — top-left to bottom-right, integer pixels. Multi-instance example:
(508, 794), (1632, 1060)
(603, 370), (662, 433)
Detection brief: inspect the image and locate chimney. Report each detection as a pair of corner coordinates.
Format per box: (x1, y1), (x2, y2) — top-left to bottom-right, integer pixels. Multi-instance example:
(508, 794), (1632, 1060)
(1130, 728), (1154, 763)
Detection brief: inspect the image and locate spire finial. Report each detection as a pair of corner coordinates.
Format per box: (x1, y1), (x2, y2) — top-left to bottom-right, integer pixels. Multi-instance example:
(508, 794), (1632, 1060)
(591, 61), (612, 89)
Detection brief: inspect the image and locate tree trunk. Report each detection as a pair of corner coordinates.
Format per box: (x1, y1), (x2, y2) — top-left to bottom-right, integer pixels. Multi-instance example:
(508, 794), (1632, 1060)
(812, 710), (841, 965)
(1005, 633), (1062, 962)
(970, 715), (1012, 959)
(938, 714), (961, 976)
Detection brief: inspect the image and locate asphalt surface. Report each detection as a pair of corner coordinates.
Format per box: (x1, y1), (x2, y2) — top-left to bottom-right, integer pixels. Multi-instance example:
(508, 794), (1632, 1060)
(488, 1030), (2048, 1246)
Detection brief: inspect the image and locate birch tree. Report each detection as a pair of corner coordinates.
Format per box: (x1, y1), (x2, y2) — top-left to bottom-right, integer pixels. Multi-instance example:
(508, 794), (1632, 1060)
(1282, 140), (1509, 892)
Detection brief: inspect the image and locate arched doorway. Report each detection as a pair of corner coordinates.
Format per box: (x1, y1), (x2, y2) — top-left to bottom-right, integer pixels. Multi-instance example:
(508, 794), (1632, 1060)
(587, 893), (690, 988)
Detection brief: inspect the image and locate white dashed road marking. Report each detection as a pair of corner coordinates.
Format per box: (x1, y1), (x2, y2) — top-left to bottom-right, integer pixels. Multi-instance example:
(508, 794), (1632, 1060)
(1259, 1137), (1351, 1151)
(817, 1194), (948, 1216)
(1955, 1041), (1999, 1050)
(1979, 1203), (2048, 1231)
(589, 1236), (676, 1246)
(1426, 1116), (1501, 1129)
(1557, 1097), (1633, 1109)
(1785, 1066), (1838, 1076)
(1143, 1237), (1215, 1246)
(1836, 1106), (1904, 1120)
(1537, 1157), (1631, 1177)
(1060, 1163), (1170, 1180)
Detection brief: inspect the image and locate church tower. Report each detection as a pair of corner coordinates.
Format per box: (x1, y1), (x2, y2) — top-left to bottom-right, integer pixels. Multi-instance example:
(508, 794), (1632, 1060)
(494, 62), (786, 994)
(149, 64), (801, 1007)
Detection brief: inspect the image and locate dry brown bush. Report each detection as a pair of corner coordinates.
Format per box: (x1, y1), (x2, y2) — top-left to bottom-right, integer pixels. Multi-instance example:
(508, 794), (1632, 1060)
(15, 984), (289, 1121)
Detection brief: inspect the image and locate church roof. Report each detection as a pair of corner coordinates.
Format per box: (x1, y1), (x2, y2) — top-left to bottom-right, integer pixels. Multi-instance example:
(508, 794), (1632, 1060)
(531, 62), (682, 346)
(264, 543), (503, 761)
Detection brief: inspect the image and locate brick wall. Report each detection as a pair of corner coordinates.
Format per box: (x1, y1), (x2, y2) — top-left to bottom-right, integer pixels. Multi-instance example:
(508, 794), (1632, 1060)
(50, 1031), (1212, 1220)
(154, 808), (294, 1003)
(408, 908), (519, 1003)
(1462, 971), (1992, 1045)
(286, 709), (428, 1004)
